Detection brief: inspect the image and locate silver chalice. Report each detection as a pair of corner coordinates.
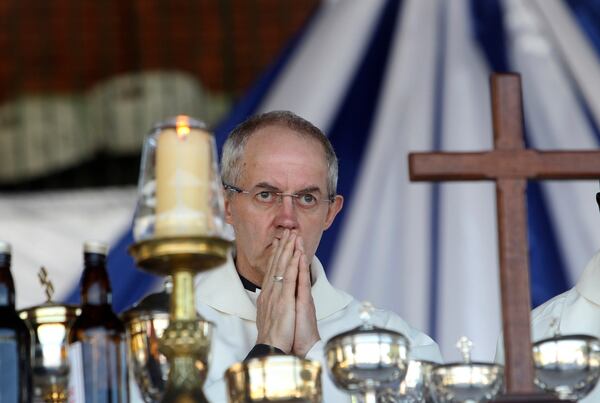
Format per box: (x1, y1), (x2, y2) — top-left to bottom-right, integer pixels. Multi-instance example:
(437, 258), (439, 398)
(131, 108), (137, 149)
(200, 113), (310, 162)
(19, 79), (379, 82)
(325, 302), (410, 403)
(429, 337), (503, 403)
(533, 333), (600, 400)
(121, 278), (171, 403)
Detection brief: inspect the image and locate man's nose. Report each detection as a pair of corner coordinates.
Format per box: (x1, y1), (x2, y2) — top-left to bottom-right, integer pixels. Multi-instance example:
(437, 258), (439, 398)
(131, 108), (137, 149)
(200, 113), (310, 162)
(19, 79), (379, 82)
(274, 195), (299, 229)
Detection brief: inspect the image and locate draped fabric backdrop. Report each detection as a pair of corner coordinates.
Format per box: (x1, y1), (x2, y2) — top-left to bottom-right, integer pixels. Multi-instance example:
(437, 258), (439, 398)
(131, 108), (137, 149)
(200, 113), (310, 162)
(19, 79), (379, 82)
(1, 0), (599, 362)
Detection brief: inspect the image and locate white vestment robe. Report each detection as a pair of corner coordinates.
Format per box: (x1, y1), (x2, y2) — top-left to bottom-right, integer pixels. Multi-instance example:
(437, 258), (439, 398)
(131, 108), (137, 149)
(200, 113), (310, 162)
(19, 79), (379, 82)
(496, 251), (600, 402)
(189, 254), (443, 402)
(530, 251), (600, 402)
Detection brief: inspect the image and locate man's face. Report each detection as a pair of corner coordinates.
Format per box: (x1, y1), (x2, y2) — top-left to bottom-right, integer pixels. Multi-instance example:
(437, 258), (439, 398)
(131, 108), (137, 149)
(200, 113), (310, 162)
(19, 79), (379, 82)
(224, 125), (343, 280)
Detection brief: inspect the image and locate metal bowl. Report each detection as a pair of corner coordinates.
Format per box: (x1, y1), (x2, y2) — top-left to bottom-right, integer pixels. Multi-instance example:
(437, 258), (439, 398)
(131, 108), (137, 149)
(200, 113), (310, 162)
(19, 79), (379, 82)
(533, 334), (600, 400)
(225, 354), (322, 402)
(325, 325), (409, 396)
(429, 362), (503, 403)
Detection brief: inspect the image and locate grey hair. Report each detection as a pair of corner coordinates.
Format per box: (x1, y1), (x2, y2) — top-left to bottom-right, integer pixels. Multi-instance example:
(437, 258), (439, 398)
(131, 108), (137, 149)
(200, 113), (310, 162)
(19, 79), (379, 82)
(221, 110), (339, 196)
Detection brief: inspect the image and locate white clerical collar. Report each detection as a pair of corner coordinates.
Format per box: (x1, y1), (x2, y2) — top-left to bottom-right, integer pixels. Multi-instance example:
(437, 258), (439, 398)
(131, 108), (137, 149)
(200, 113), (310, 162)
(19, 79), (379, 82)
(194, 253), (352, 321)
(576, 250), (600, 306)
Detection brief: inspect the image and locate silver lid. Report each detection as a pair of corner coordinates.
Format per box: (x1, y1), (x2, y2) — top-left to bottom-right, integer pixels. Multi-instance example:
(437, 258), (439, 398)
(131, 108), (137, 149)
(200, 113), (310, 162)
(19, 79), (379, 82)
(83, 241), (109, 255)
(0, 240), (11, 254)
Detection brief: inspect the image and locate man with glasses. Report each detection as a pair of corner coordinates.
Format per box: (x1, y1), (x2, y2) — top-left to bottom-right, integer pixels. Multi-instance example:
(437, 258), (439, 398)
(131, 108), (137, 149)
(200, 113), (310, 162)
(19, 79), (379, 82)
(194, 110), (442, 401)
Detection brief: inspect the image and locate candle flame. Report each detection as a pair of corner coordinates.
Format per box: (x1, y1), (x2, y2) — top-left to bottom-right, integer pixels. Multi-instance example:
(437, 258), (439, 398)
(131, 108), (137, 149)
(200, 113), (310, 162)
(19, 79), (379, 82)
(176, 116), (191, 139)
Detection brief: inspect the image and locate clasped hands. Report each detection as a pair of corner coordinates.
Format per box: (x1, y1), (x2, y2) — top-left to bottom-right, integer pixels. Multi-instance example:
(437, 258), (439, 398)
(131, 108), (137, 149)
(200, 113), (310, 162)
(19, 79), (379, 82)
(255, 229), (320, 357)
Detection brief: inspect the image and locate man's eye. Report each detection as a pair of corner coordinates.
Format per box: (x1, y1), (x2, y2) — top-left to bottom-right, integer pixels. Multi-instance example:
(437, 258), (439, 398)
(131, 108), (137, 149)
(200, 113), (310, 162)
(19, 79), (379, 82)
(255, 191), (274, 202)
(297, 193), (317, 206)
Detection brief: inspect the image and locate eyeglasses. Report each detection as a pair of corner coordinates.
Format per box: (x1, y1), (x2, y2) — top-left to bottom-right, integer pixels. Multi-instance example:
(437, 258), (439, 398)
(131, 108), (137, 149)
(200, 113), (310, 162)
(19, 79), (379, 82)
(223, 183), (334, 211)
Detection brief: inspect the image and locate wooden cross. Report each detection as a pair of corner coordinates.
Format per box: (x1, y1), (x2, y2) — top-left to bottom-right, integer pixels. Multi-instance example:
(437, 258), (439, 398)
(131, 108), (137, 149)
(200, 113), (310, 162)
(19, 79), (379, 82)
(409, 73), (600, 402)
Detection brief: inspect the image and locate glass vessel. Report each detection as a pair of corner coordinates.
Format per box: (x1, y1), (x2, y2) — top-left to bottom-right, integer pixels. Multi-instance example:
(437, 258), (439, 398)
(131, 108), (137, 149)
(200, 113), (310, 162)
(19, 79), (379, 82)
(67, 241), (128, 403)
(133, 115), (226, 242)
(0, 241), (33, 403)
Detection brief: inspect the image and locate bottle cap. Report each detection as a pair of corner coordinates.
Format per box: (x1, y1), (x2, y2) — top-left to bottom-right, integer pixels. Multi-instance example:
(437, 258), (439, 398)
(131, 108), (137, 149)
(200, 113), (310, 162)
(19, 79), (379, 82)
(0, 240), (12, 254)
(83, 241), (109, 255)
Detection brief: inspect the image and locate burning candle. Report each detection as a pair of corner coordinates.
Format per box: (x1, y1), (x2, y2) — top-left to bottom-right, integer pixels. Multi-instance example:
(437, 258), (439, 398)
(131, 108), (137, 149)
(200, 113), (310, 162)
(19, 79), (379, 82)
(154, 116), (212, 237)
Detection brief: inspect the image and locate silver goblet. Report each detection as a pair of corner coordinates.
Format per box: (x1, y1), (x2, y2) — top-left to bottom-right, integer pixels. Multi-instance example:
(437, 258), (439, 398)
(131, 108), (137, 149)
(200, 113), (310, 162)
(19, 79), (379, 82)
(325, 302), (410, 403)
(121, 279), (172, 403)
(429, 337), (503, 403)
(533, 333), (600, 400)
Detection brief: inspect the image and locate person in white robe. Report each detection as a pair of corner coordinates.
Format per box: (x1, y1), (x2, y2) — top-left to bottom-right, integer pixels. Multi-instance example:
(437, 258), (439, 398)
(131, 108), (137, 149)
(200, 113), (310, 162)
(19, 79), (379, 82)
(527, 250), (600, 402)
(496, 248), (600, 402)
(190, 110), (442, 402)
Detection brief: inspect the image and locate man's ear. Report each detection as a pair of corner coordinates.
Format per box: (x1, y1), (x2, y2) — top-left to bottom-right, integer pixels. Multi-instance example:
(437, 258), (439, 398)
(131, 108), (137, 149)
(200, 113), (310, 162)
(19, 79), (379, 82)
(323, 195), (343, 231)
(224, 191), (234, 225)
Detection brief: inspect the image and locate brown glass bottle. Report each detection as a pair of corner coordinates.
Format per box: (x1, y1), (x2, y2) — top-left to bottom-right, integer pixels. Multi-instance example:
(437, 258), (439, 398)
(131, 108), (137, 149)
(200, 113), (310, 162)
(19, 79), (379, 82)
(0, 241), (32, 403)
(68, 241), (128, 403)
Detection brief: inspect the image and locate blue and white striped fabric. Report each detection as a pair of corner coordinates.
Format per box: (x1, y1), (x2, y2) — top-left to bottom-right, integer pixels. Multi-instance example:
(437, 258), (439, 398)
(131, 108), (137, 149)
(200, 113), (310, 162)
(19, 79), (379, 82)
(3, 0), (599, 363)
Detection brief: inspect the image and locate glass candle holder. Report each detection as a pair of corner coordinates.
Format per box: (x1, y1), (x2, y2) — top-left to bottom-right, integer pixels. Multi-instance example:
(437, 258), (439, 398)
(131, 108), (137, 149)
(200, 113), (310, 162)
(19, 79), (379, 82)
(133, 115), (226, 241)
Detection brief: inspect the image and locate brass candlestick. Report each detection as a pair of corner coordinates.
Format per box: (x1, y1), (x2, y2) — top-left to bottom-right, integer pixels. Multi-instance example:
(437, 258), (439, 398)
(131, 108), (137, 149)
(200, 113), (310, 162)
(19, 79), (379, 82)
(130, 116), (231, 403)
(129, 236), (230, 403)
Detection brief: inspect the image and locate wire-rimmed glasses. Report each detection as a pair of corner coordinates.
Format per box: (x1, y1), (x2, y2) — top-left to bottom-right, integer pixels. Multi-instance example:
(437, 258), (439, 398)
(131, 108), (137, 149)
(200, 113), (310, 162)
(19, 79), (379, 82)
(223, 182), (334, 211)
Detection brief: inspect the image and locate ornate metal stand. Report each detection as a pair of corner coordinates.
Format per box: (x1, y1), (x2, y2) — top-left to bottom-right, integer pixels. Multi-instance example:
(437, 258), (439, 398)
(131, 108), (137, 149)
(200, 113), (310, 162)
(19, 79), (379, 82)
(130, 236), (230, 403)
